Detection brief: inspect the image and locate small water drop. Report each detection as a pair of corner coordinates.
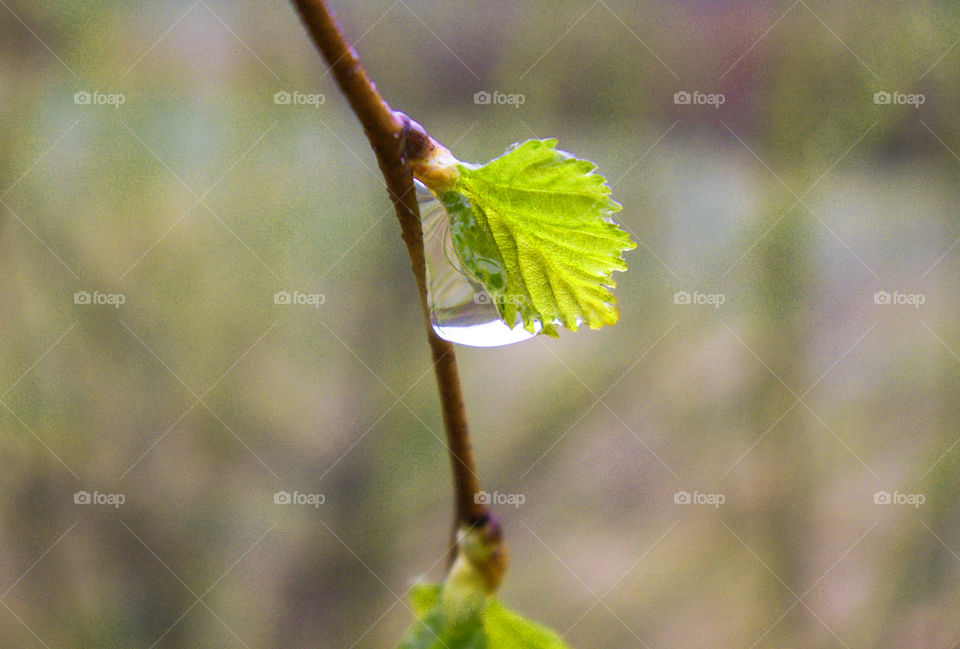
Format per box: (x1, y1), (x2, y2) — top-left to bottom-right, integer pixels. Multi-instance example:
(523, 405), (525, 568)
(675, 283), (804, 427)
(416, 180), (538, 347)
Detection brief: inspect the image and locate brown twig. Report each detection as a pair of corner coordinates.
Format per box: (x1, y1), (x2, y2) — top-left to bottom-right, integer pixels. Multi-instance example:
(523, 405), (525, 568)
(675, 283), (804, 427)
(289, 0), (489, 545)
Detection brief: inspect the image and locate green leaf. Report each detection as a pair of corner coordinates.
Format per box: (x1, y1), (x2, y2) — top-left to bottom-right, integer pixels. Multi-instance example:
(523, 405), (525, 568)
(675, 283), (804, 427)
(399, 583), (486, 649)
(485, 599), (572, 649)
(409, 583), (442, 618)
(398, 583), (573, 649)
(439, 139), (635, 335)
(397, 605), (486, 649)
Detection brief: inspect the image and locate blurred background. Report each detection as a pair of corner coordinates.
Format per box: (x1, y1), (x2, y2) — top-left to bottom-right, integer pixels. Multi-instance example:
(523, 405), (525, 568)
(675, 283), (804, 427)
(2, 1), (959, 647)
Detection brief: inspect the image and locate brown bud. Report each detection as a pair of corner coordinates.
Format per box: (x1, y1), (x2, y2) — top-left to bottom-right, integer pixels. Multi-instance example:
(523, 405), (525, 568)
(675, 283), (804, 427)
(395, 111), (460, 193)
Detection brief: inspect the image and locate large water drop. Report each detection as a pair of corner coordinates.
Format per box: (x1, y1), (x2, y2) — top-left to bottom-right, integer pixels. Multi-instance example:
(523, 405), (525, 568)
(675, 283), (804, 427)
(416, 181), (538, 347)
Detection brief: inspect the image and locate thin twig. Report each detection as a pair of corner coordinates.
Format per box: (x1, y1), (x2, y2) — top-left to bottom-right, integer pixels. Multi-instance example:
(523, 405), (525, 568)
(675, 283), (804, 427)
(289, 0), (489, 544)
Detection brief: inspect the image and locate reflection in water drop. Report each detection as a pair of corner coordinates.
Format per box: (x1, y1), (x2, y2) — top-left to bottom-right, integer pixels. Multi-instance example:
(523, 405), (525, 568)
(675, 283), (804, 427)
(416, 181), (538, 347)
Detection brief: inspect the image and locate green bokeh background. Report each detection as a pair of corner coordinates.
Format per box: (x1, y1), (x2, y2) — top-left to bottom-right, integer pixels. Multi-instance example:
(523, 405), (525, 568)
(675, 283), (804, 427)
(2, 1), (959, 647)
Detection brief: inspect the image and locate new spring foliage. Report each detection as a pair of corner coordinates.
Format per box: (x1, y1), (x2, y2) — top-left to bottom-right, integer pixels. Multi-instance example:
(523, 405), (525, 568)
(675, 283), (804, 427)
(419, 138), (636, 337)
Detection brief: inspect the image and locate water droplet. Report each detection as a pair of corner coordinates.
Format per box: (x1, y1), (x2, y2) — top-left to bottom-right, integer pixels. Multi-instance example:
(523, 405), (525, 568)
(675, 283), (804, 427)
(416, 181), (539, 347)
